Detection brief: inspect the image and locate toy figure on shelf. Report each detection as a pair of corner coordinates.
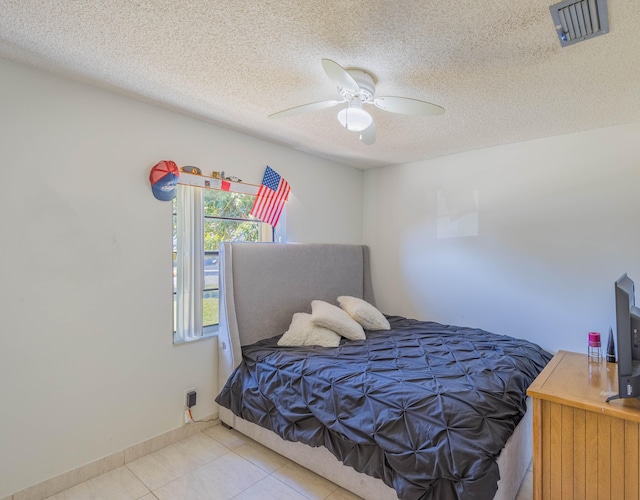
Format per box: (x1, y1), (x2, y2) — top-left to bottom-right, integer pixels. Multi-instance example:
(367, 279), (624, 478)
(219, 171), (242, 182)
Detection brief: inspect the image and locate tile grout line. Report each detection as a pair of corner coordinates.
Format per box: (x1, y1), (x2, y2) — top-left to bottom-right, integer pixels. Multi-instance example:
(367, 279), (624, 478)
(10, 420), (217, 500)
(268, 462), (340, 500)
(138, 433), (236, 496)
(124, 462), (154, 496)
(267, 472), (322, 500)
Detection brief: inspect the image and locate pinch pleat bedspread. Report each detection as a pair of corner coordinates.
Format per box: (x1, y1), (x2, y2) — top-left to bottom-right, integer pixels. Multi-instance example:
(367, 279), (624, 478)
(216, 316), (552, 500)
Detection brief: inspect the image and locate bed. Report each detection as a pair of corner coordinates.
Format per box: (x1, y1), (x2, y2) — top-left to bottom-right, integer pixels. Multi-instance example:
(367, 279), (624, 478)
(215, 242), (551, 500)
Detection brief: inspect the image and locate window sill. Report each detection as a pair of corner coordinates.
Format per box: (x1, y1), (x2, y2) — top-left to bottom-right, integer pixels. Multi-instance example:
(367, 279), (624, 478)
(173, 330), (218, 345)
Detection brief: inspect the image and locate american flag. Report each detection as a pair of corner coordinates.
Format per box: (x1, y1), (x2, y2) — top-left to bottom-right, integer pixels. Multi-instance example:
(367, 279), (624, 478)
(250, 166), (291, 227)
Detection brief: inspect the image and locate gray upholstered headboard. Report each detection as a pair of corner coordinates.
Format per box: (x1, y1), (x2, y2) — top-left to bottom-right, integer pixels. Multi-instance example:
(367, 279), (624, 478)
(217, 242), (374, 396)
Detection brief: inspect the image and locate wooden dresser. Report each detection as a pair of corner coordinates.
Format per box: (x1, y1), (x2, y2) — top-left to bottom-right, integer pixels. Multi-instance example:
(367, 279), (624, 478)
(527, 350), (640, 499)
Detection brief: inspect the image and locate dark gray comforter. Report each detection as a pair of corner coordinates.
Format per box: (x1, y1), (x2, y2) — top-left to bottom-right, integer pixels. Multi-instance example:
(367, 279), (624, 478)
(216, 316), (552, 499)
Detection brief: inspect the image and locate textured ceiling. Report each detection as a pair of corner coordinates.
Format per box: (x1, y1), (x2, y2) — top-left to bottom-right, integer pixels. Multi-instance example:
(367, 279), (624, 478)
(1, 0), (639, 169)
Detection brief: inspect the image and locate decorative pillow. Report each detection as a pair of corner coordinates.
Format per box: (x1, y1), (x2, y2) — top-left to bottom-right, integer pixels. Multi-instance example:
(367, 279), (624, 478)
(337, 296), (391, 331)
(277, 313), (342, 347)
(311, 300), (366, 341)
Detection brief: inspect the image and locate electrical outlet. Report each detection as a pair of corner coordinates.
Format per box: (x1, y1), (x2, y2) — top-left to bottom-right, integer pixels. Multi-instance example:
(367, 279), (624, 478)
(184, 388), (196, 408)
(186, 390), (197, 408)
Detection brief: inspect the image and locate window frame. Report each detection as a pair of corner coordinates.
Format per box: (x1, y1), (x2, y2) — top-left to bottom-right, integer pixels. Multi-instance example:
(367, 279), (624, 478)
(172, 185), (275, 343)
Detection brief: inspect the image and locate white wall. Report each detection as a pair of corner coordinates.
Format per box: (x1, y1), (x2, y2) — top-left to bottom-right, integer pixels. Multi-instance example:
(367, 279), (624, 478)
(0, 58), (363, 497)
(364, 122), (640, 355)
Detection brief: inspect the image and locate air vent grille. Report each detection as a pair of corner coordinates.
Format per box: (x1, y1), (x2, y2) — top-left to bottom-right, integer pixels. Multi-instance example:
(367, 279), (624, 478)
(550, 0), (609, 47)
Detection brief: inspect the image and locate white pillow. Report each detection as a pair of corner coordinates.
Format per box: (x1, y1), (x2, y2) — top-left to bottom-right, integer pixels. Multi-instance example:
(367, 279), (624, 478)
(311, 300), (366, 341)
(277, 313), (342, 347)
(337, 296), (390, 331)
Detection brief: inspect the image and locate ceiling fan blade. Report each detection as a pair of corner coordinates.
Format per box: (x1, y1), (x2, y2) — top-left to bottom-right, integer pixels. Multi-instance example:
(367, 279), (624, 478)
(268, 99), (342, 119)
(321, 59), (360, 92)
(359, 121), (376, 145)
(373, 96), (444, 116)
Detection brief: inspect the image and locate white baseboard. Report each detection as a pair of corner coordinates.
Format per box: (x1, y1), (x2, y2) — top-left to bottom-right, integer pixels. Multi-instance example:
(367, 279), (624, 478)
(10, 416), (217, 500)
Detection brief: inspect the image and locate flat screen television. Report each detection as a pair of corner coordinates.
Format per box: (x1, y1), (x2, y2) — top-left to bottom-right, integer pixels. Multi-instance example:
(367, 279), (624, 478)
(607, 273), (640, 402)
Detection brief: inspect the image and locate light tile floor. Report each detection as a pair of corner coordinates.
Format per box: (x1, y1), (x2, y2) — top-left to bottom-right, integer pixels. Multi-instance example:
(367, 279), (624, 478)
(45, 423), (534, 499)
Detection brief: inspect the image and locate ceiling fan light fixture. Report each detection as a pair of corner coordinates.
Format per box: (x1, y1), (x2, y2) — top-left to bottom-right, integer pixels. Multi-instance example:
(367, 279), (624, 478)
(269, 59), (442, 146)
(337, 100), (372, 132)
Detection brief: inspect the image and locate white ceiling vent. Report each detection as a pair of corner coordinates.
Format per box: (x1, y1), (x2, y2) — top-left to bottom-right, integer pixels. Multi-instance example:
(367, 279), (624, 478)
(550, 0), (609, 47)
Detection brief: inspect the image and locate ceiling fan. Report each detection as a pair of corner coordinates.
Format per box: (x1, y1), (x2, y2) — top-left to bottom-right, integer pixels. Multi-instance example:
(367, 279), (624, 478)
(268, 59), (444, 145)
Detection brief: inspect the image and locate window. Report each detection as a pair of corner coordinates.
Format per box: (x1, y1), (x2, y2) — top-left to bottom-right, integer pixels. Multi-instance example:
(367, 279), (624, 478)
(172, 185), (273, 343)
